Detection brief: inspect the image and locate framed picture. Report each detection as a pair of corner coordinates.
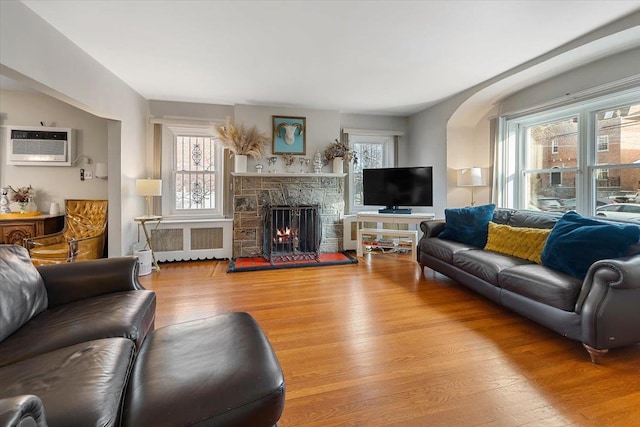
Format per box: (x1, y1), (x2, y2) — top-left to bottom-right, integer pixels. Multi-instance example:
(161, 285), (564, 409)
(272, 116), (306, 154)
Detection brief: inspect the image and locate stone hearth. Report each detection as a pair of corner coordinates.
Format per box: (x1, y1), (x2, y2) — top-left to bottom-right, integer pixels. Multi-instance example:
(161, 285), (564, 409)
(232, 173), (346, 258)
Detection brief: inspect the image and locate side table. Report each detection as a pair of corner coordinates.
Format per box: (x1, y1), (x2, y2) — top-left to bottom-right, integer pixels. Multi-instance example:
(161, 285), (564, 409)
(355, 211), (435, 259)
(134, 215), (162, 272)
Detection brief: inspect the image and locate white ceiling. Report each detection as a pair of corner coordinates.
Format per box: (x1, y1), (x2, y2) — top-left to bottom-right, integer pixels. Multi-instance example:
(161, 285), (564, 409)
(18, 0), (640, 116)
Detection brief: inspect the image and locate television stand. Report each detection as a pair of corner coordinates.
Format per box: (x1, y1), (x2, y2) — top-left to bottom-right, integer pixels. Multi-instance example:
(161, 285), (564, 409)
(355, 211), (435, 259)
(378, 208), (412, 214)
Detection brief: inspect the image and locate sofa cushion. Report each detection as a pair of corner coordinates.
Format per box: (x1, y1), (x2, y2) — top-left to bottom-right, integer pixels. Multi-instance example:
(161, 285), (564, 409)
(499, 264), (583, 312)
(439, 204), (496, 248)
(485, 222), (551, 263)
(0, 290), (155, 367)
(420, 237), (472, 263)
(0, 338), (135, 427)
(508, 210), (561, 229)
(453, 249), (530, 286)
(0, 245), (48, 342)
(492, 208), (516, 225)
(541, 211), (640, 279)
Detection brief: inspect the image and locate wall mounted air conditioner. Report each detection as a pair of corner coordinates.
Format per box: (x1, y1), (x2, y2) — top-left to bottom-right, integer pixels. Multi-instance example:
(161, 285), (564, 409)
(6, 126), (74, 166)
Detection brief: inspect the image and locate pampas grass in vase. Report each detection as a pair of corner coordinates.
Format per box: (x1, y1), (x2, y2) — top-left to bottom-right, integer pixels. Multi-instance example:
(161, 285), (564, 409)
(215, 117), (270, 173)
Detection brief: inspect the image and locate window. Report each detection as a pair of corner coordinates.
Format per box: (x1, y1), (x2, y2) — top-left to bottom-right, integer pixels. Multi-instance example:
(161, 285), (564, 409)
(162, 125), (224, 217)
(346, 133), (396, 213)
(596, 168), (609, 180)
(597, 135), (609, 152)
(500, 90), (640, 215)
(516, 116), (578, 209)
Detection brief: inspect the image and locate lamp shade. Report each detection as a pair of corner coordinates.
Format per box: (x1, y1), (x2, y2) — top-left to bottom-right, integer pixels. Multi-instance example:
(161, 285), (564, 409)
(457, 167), (487, 187)
(136, 179), (162, 197)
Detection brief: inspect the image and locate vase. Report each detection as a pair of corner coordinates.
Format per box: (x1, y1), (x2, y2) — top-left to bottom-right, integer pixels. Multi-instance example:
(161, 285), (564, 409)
(0, 188), (10, 214)
(332, 157), (344, 174)
(18, 201), (28, 213)
(27, 197), (37, 213)
(234, 154), (248, 173)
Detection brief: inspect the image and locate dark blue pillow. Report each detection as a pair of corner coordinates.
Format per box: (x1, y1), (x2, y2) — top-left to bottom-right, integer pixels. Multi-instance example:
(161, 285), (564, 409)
(438, 204), (496, 248)
(541, 211), (640, 279)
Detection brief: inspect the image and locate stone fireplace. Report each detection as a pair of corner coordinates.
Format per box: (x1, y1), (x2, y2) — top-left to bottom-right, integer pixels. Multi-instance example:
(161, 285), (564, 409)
(232, 173), (346, 258)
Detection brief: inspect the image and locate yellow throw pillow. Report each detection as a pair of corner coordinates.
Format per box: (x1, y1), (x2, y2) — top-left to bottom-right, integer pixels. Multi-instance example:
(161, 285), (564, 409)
(484, 222), (551, 264)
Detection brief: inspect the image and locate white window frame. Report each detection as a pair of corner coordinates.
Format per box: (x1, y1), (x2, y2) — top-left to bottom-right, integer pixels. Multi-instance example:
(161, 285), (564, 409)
(346, 133), (396, 214)
(161, 124), (224, 218)
(551, 138), (559, 154)
(499, 88), (640, 216)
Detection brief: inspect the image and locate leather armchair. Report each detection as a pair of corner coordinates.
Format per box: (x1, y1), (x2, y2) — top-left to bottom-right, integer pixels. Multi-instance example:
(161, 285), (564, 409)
(0, 395), (47, 427)
(23, 199), (107, 265)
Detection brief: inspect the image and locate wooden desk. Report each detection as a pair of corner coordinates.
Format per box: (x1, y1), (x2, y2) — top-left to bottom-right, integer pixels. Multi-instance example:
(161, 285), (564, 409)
(356, 211), (435, 258)
(0, 213), (65, 245)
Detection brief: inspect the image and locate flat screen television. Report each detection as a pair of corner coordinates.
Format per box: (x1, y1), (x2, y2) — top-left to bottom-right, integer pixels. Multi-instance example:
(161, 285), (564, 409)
(362, 166), (433, 214)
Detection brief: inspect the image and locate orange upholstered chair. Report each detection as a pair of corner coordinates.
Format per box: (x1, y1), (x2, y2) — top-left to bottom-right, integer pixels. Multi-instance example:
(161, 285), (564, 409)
(24, 199), (108, 265)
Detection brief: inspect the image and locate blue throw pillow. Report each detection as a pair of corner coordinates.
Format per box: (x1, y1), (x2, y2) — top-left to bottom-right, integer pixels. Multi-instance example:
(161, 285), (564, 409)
(541, 211), (640, 279)
(438, 204), (496, 248)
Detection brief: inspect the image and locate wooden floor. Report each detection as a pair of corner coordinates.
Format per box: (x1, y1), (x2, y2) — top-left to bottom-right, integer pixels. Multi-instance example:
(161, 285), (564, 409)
(139, 251), (640, 426)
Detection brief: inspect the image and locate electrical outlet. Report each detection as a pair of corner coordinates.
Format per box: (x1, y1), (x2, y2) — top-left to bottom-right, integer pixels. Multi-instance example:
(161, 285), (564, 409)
(85, 171), (93, 179)
(80, 168), (85, 181)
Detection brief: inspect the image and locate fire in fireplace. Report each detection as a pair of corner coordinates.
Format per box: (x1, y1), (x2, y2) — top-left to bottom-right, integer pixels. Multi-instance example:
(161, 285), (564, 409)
(263, 204), (321, 263)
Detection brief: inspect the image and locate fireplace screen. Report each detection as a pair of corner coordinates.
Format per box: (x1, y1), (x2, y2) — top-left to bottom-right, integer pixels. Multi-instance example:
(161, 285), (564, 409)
(263, 205), (321, 263)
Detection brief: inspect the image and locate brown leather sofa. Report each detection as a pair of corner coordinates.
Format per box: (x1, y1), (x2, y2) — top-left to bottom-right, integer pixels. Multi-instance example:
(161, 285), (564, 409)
(0, 245), (285, 426)
(418, 208), (640, 364)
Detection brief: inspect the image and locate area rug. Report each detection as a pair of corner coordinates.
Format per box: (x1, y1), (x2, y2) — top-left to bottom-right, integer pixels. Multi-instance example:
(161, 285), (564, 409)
(227, 252), (357, 273)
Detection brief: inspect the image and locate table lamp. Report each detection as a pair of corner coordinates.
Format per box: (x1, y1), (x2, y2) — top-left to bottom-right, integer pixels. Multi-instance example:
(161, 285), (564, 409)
(136, 178), (162, 218)
(457, 167), (487, 206)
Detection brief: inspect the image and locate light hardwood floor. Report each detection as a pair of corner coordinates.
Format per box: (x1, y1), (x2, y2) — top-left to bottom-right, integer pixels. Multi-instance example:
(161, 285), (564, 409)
(139, 252), (640, 426)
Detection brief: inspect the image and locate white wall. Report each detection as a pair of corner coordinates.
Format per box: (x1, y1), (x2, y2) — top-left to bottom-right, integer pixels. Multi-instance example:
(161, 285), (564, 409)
(148, 102), (410, 173)
(149, 100), (234, 121)
(408, 92), (469, 217)
(499, 47), (640, 115)
(340, 113), (410, 164)
(410, 14), (640, 217)
(234, 104), (341, 172)
(1, 1), (149, 256)
(0, 90), (108, 212)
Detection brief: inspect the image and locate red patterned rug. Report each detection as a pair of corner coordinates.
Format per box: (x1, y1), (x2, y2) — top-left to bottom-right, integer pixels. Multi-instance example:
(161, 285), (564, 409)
(227, 252), (357, 273)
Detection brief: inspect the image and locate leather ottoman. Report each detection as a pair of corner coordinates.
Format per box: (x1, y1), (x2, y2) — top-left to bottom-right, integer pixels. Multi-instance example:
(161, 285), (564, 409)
(122, 313), (285, 427)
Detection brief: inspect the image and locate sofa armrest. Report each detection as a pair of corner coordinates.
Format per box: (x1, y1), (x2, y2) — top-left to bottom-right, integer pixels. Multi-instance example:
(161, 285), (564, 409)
(576, 255), (640, 349)
(420, 220), (445, 238)
(0, 395), (47, 427)
(37, 256), (145, 308)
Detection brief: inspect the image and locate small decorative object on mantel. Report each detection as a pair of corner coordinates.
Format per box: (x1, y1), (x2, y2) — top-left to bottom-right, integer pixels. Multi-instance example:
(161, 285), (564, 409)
(9, 185), (35, 214)
(298, 157), (310, 173)
(267, 157), (278, 173)
(281, 153), (295, 172)
(313, 151), (323, 174)
(323, 139), (357, 173)
(214, 116), (270, 173)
